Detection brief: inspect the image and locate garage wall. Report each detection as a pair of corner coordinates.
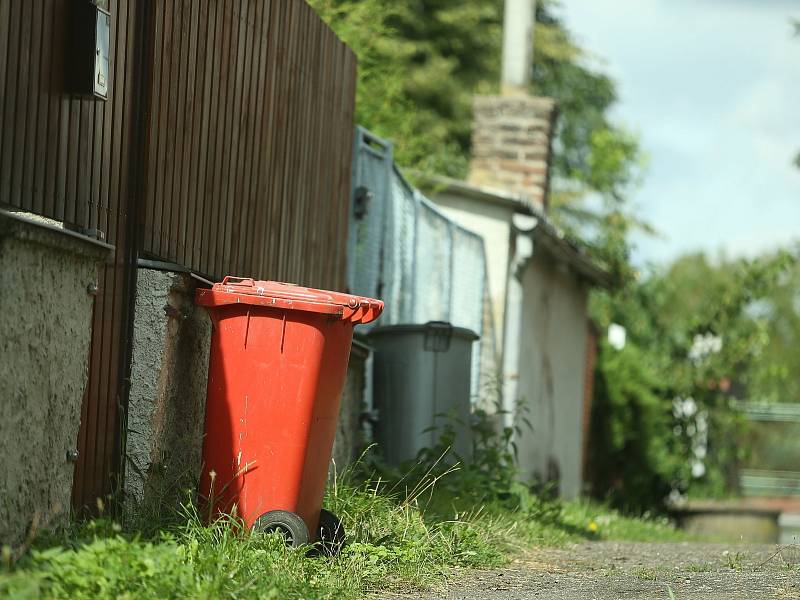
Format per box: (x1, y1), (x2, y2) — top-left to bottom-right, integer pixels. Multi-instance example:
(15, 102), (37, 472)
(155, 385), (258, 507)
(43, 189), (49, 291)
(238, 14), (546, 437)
(514, 249), (589, 499)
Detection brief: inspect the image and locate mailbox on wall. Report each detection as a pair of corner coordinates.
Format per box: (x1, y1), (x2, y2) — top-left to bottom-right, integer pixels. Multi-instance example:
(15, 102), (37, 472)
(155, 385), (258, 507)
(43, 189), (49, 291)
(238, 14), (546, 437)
(68, 0), (111, 100)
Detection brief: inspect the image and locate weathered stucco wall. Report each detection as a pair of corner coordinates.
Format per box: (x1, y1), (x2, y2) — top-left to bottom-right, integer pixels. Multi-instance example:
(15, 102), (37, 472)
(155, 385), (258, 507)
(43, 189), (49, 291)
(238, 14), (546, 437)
(0, 211), (110, 544)
(125, 269), (211, 521)
(431, 191), (513, 348)
(515, 250), (589, 499)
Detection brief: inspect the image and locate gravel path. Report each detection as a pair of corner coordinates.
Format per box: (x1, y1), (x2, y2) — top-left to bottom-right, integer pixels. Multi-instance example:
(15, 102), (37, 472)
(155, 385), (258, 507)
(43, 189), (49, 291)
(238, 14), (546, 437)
(416, 541), (800, 599)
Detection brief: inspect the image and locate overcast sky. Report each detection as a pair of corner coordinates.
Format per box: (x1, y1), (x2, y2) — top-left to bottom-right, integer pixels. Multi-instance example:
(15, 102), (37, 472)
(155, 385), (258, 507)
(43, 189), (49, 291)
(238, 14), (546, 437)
(559, 0), (800, 266)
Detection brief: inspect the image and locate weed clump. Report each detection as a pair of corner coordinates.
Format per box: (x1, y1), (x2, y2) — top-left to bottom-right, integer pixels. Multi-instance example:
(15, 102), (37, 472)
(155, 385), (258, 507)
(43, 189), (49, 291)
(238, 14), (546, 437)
(0, 413), (683, 598)
(0, 472), (505, 599)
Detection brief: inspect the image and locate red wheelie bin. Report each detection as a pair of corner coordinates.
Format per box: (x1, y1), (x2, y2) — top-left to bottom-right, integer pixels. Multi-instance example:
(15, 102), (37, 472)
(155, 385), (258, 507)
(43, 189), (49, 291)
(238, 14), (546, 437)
(196, 277), (383, 553)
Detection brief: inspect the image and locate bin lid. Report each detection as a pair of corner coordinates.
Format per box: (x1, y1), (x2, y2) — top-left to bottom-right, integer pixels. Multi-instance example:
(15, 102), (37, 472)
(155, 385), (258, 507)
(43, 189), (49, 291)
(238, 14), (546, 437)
(196, 276), (383, 324)
(368, 322), (479, 341)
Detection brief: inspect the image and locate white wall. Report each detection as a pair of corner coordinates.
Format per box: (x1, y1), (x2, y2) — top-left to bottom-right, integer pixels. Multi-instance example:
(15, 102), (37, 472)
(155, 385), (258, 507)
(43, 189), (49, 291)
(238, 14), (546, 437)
(514, 250), (589, 499)
(426, 189), (594, 499)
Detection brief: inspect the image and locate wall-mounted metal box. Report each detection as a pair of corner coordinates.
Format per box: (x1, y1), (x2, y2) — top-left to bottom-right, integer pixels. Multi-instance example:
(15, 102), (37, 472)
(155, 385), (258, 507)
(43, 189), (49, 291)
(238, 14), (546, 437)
(68, 0), (111, 100)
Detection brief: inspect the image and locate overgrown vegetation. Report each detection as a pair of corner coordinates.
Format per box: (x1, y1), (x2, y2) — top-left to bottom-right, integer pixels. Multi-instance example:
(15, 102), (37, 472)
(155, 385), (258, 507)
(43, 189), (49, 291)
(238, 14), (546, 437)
(307, 0), (645, 228)
(588, 248), (800, 510)
(1, 426), (682, 599)
(0, 492), (680, 599)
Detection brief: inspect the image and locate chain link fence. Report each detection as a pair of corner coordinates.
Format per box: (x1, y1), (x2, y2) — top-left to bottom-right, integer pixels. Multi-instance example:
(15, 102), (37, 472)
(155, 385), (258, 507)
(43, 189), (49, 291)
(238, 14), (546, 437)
(347, 127), (487, 397)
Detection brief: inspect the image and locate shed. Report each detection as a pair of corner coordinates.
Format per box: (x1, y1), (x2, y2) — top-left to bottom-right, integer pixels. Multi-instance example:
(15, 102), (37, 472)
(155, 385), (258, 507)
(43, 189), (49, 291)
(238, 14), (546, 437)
(421, 174), (609, 498)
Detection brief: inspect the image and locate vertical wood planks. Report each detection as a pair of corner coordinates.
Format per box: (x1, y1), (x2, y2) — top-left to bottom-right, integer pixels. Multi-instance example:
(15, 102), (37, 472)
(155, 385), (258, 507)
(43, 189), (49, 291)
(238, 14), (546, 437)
(140, 0), (357, 291)
(1, 0), (358, 513)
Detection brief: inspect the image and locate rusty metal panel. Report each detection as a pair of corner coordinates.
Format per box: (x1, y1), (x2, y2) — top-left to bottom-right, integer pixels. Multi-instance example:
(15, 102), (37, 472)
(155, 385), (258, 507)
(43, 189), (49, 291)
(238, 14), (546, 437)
(581, 322), (599, 482)
(141, 0), (357, 291)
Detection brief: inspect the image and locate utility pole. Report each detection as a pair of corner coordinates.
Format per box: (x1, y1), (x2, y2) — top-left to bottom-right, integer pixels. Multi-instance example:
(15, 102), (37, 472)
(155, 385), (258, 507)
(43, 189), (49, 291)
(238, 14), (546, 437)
(501, 0), (536, 95)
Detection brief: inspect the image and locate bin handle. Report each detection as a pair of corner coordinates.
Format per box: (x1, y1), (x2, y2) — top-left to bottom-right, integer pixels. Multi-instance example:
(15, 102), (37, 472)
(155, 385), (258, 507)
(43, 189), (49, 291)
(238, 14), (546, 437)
(222, 276), (255, 287)
(424, 321), (453, 352)
(343, 298), (384, 325)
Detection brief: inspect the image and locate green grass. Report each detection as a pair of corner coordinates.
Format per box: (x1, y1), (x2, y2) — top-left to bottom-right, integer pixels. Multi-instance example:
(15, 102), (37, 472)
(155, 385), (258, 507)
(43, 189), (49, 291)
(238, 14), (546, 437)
(558, 500), (687, 543)
(0, 484), (497, 599)
(724, 550), (745, 570)
(685, 562), (713, 573)
(630, 566), (659, 580)
(0, 466), (686, 599)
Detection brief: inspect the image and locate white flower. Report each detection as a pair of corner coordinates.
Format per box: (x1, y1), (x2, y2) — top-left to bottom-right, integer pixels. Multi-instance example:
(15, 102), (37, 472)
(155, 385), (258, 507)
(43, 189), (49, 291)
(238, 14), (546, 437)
(688, 333), (723, 363)
(608, 323), (627, 350)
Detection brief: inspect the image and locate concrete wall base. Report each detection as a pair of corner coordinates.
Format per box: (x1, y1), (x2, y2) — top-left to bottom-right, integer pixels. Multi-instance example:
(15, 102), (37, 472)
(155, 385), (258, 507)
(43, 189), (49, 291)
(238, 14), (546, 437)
(675, 507), (780, 544)
(0, 211), (111, 544)
(124, 268), (211, 524)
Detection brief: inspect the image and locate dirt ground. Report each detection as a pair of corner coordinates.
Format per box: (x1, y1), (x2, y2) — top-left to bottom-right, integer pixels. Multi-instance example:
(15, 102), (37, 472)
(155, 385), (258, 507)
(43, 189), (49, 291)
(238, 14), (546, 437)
(415, 541), (800, 600)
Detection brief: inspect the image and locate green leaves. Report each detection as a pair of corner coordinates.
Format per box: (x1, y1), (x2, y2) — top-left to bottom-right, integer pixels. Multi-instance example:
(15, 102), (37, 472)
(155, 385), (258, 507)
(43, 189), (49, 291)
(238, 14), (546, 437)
(0, 537), (195, 599)
(308, 0), (502, 177)
(534, 1), (645, 209)
(743, 250), (800, 403)
(588, 248), (800, 510)
(586, 127), (645, 201)
(309, 0), (645, 199)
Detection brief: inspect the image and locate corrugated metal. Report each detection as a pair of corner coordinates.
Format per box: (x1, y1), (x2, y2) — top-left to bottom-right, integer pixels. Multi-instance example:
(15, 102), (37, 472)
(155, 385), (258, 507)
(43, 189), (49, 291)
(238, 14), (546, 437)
(348, 127), (487, 398)
(1, 0), (357, 513)
(142, 0), (356, 291)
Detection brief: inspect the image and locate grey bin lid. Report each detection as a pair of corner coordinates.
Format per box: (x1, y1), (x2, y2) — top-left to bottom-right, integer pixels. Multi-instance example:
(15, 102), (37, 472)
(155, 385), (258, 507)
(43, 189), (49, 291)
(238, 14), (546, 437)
(368, 321), (478, 353)
(367, 322), (479, 341)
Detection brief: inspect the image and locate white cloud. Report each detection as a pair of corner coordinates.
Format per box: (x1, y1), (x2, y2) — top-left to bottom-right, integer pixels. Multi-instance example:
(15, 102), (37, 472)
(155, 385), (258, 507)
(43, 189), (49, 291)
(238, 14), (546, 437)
(720, 229), (799, 260)
(560, 0), (800, 264)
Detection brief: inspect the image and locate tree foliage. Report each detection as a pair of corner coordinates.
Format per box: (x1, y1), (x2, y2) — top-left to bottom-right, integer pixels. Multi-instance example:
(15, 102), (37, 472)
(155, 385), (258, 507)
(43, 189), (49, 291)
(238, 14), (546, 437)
(533, 4), (643, 202)
(746, 255), (800, 403)
(531, 1), (648, 281)
(309, 0), (800, 513)
(307, 0), (502, 176)
(308, 0), (644, 209)
(588, 250), (798, 509)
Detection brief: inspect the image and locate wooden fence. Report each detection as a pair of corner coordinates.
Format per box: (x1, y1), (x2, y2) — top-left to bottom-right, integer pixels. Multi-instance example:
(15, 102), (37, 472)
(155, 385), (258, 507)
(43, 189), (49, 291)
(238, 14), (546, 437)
(142, 0), (355, 287)
(0, 0), (357, 512)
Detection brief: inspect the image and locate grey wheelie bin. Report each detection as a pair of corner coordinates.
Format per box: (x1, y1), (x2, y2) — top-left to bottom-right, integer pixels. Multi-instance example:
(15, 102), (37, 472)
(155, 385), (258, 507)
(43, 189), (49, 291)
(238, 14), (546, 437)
(367, 321), (479, 465)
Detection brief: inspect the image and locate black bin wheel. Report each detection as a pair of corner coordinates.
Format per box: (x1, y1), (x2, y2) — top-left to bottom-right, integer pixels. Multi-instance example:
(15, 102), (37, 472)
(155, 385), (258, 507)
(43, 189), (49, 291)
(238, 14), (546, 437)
(252, 510), (309, 548)
(316, 508), (345, 557)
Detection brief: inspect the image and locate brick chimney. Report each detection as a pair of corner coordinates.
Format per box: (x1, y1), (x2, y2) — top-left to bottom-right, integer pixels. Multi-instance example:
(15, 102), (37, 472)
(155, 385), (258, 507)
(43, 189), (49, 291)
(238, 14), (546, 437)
(468, 97), (557, 210)
(468, 0), (557, 211)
